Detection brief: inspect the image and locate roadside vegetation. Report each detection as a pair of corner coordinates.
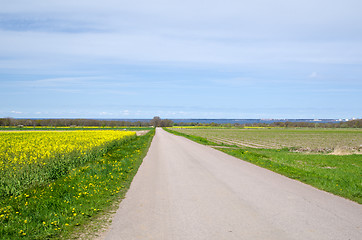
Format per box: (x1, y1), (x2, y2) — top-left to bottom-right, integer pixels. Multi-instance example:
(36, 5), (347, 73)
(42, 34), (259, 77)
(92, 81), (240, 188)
(0, 129), (154, 239)
(165, 127), (362, 204)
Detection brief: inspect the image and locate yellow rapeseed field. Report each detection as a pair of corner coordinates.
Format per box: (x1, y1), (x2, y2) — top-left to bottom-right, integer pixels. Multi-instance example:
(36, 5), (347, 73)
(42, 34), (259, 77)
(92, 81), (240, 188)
(0, 130), (135, 171)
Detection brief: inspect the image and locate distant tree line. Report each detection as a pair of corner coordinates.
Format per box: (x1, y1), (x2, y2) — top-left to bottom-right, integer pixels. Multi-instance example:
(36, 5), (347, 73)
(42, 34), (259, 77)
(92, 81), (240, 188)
(1, 117), (361, 128)
(173, 119), (362, 128)
(269, 120), (362, 128)
(0, 118), (151, 127)
(0, 117), (176, 128)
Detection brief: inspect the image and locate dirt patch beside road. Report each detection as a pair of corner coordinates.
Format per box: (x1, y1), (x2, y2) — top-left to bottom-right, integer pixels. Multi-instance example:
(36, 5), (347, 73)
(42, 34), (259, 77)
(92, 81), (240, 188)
(136, 130), (150, 136)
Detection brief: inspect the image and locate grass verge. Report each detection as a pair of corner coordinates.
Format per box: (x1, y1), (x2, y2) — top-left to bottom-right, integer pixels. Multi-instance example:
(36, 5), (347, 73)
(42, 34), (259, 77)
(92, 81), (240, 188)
(0, 129), (155, 239)
(164, 128), (362, 204)
(164, 128), (221, 146)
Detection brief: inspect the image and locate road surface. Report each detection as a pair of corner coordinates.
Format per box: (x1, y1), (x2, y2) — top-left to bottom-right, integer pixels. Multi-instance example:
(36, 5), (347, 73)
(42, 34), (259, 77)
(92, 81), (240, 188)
(104, 128), (362, 240)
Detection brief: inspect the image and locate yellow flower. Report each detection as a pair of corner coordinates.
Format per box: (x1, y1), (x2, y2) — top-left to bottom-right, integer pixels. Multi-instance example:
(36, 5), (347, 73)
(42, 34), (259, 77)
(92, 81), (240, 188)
(0, 130), (135, 172)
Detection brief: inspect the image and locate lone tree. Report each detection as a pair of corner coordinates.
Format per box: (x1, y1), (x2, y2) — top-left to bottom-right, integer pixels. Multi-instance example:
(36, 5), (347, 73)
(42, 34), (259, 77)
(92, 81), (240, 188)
(150, 116), (162, 127)
(150, 116), (174, 127)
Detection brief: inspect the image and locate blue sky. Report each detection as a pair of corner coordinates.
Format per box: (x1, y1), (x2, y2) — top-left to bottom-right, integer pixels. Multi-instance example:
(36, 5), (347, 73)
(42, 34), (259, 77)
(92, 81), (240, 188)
(1, 0), (361, 119)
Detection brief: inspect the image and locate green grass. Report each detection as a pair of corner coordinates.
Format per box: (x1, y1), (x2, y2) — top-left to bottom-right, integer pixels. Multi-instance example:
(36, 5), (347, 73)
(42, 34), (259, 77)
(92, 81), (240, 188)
(0, 130), (155, 239)
(165, 128), (362, 204)
(164, 128), (220, 146)
(221, 148), (362, 203)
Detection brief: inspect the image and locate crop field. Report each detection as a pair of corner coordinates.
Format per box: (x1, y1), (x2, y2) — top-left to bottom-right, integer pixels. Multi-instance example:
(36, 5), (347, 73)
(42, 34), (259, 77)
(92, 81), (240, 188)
(170, 127), (362, 154)
(166, 127), (362, 203)
(1, 130), (136, 168)
(0, 130), (136, 196)
(0, 129), (154, 239)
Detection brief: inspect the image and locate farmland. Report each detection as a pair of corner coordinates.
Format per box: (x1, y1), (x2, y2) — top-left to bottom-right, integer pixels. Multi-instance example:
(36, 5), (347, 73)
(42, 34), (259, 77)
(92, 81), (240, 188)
(169, 127), (362, 153)
(0, 130), (136, 196)
(166, 127), (362, 203)
(0, 129), (154, 239)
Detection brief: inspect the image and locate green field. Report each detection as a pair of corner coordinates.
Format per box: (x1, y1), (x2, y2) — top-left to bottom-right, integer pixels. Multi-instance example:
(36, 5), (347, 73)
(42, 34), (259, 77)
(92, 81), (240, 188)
(166, 127), (362, 203)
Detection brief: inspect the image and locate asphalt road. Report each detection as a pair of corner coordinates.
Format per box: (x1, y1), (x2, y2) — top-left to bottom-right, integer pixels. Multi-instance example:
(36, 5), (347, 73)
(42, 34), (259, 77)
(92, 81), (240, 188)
(104, 128), (362, 240)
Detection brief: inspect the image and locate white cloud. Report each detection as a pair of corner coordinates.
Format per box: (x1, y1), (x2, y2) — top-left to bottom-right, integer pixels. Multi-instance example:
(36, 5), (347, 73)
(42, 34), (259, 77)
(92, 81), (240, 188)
(11, 110), (22, 114)
(22, 76), (104, 86)
(1, 30), (361, 71)
(99, 111), (113, 116)
(1, 1), (362, 70)
(309, 72), (318, 78)
(121, 110), (130, 116)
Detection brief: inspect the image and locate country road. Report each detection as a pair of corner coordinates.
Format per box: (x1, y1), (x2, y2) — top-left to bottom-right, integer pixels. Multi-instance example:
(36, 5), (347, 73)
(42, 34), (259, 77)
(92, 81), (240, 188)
(104, 128), (362, 240)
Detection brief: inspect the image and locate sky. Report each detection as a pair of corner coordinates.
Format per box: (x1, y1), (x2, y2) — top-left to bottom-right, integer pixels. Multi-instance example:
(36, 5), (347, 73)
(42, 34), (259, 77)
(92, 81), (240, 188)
(1, 0), (361, 119)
